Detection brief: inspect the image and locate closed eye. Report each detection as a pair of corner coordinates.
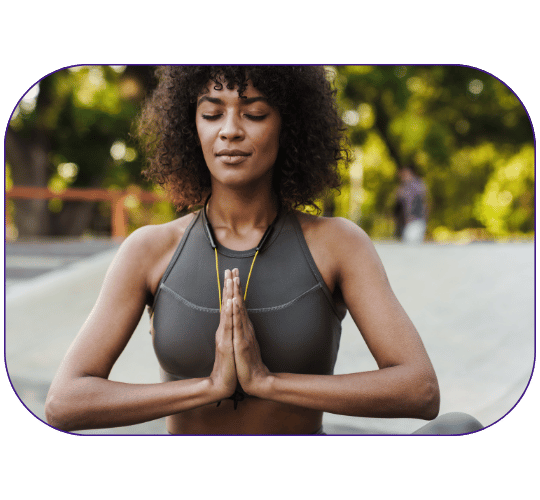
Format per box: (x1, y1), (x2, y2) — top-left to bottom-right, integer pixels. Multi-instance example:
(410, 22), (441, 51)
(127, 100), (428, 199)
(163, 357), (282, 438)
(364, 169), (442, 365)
(201, 114), (222, 120)
(245, 114), (268, 121)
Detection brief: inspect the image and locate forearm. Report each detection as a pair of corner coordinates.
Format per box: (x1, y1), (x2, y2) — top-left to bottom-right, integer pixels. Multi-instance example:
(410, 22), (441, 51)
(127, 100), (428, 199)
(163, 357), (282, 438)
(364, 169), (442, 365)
(255, 366), (440, 420)
(45, 376), (224, 432)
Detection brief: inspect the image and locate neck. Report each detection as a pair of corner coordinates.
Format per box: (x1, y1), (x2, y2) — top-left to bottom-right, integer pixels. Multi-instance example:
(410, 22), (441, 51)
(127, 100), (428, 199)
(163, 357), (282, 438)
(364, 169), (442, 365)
(206, 186), (279, 233)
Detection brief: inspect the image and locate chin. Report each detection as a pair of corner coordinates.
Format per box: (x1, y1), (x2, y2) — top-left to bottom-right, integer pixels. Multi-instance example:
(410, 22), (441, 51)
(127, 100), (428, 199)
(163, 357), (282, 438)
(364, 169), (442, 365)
(220, 177), (260, 191)
(212, 169), (273, 191)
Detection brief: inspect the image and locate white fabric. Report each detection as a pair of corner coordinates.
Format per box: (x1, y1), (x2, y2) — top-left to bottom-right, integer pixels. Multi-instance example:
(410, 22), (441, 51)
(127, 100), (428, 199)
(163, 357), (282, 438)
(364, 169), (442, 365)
(402, 219), (426, 244)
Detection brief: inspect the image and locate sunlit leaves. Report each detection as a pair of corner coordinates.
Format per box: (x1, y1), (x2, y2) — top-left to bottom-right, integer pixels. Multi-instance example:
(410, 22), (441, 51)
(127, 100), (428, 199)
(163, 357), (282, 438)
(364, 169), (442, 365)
(333, 65), (534, 240)
(7, 65), (159, 236)
(473, 145), (534, 236)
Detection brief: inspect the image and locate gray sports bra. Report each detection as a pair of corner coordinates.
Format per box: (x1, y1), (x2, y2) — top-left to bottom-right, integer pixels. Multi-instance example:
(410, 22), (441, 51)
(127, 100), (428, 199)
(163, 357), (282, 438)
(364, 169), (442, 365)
(150, 209), (346, 390)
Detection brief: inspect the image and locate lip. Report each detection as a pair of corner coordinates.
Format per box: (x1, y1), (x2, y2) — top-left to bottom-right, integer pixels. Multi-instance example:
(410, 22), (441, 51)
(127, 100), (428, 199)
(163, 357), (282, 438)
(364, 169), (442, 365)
(217, 155), (250, 165)
(215, 149), (252, 165)
(216, 149), (251, 157)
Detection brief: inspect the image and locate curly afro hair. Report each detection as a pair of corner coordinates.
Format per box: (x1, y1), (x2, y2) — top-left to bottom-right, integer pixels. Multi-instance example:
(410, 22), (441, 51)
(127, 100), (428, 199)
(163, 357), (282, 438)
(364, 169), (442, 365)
(136, 66), (350, 212)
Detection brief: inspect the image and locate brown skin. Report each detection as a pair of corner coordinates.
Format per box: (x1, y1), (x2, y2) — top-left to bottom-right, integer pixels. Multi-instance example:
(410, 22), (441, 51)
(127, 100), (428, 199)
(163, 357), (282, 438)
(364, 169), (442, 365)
(237, 214), (440, 419)
(45, 82), (439, 434)
(45, 212), (439, 434)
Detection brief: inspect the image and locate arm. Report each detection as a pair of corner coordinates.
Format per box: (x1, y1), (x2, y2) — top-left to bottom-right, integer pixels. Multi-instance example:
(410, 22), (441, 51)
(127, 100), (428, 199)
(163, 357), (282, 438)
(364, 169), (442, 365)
(233, 218), (440, 420)
(45, 227), (237, 432)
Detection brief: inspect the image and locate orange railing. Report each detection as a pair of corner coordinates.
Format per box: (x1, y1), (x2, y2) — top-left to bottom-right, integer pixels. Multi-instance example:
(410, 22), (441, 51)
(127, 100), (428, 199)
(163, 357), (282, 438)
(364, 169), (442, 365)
(5, 186), (166, 238)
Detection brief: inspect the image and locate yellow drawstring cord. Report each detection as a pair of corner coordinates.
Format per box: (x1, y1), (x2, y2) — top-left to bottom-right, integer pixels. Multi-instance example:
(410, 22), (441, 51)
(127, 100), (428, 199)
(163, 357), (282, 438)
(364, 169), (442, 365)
(215, 248), (222, 312)
(215, 248), (259, 312)
(243, 250), (259, 302)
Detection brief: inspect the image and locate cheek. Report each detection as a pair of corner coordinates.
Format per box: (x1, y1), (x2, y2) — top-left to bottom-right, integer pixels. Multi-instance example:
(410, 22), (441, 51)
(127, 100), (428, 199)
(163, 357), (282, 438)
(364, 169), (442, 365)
(196, 125), (212, 155)
(261, 124), (281, 156)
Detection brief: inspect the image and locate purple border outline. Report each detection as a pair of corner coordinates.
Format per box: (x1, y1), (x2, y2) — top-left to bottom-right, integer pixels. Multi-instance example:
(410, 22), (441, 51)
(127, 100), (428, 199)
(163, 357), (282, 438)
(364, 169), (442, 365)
(4, 63), (537, 437)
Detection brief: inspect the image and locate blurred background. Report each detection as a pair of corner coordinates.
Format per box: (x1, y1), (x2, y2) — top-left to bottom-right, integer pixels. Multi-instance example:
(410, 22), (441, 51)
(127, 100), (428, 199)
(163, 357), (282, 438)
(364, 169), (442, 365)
(5, 65), (535, 242)
(4, 65), (535, 435)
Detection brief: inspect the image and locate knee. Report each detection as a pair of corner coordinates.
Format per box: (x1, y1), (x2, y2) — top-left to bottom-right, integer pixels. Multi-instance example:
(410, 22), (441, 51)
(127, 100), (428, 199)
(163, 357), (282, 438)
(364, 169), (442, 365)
(414, 412), (484, 435)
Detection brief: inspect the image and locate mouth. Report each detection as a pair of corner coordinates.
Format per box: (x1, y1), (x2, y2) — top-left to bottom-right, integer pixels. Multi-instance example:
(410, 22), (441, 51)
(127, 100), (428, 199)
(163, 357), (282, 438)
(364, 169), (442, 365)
(216, 149), (252, 165)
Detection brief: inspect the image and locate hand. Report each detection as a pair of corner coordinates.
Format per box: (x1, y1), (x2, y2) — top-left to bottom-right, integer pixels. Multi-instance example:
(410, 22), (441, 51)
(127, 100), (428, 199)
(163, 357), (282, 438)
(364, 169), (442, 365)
(231, 269), (272, 395)
(208, 270), (237, 399)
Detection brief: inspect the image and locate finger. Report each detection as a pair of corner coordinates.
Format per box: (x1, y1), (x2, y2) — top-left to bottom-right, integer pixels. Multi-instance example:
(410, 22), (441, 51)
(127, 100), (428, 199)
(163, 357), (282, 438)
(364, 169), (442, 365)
(228, 276), (234, 304)
(234, 275), (248, 310)
(224, 298), (233, 340)
(232, 297), (245, 341)
(230, 269), (239, 299)
(220, 281), (229, 323)
(233, 276), (249, 326)
(221, 269), (230, 309)
(233, 277), (251, 327)
(225, 269), (232, 295)
(225, 271), (235, 301)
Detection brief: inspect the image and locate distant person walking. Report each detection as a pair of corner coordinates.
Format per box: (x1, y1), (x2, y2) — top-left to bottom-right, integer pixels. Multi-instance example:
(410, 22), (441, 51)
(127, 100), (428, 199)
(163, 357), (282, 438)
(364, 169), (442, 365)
(394, 165), (428, 243)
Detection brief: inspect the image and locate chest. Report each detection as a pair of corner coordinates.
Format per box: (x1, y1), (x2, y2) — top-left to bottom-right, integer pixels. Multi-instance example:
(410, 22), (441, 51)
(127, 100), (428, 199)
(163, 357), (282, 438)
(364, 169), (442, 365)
(152, 280), (342, 380)
(151, 212), (345, 380)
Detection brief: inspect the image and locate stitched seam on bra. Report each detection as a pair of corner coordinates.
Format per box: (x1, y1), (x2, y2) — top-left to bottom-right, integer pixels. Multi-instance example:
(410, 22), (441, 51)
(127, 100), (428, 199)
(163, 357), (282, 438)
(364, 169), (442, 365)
(248, 283), (321, 313)
(160, 282), (322, 314)
(161, 285), (220, 313)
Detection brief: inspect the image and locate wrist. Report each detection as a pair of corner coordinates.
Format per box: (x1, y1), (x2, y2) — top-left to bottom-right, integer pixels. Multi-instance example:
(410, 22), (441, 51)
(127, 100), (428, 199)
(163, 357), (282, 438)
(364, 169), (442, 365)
(249, 372), (275, 399)
(206, 376), (236, 402)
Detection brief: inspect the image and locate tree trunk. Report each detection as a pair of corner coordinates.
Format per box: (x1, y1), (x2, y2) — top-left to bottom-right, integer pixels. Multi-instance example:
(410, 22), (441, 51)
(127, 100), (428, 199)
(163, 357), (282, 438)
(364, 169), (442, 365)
(6, 127), (51, 237)
(49, 201), (101, 236)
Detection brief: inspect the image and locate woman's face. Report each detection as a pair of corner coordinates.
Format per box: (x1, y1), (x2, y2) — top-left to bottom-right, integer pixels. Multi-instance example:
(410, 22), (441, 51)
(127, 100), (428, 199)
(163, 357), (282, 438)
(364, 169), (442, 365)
(195, 80), (281, 191)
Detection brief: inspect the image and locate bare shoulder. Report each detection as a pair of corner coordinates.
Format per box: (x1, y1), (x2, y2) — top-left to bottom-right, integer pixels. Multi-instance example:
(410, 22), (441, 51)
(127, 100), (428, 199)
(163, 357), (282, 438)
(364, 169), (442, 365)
(116, 211), (197, 298)
(294, 210), (385, 275)
(293, 210), (377, 292)
(123, 211), (195, 255)
(294, 210), (372, 253)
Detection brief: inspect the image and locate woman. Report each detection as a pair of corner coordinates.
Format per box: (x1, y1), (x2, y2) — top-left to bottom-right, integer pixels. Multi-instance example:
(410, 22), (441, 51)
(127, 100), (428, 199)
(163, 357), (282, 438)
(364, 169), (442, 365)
(45, 66), (482, 435)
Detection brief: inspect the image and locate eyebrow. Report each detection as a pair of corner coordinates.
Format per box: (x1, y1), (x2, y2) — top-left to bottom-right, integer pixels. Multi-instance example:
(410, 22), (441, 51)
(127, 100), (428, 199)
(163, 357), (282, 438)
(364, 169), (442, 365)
(197, 96), (269, 107)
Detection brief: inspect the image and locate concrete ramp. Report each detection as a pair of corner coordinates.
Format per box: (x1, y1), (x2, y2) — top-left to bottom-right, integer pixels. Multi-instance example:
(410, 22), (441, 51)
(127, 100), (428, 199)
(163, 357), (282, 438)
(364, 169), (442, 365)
(327, 243), (534, 434)
(6, 247), (165, 434)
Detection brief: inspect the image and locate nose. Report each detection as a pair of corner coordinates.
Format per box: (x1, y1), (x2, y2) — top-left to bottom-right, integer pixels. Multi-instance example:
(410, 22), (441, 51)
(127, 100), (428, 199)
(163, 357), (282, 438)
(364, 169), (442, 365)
(219, 112), (244, 141)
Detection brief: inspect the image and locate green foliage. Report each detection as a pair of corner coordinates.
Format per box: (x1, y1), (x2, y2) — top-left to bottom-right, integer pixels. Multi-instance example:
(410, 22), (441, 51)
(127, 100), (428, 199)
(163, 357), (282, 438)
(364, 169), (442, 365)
(473, 145), (534, 236)
(8, 65), (174, 236)
(8, 65), (534, 240)
(332, 65), (534, 240)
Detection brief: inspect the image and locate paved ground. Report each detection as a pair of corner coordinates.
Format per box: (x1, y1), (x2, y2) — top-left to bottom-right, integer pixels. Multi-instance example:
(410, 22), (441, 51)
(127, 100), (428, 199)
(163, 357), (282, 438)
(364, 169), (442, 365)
(5, 238), (121, 289)
(4, 238), (535, 435)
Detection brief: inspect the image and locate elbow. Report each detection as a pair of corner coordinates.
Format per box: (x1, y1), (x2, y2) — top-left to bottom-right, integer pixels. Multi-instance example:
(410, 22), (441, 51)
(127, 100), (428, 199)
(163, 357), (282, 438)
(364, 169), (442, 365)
(416, 373), (440, 420)
(45, 389), (78, 432)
